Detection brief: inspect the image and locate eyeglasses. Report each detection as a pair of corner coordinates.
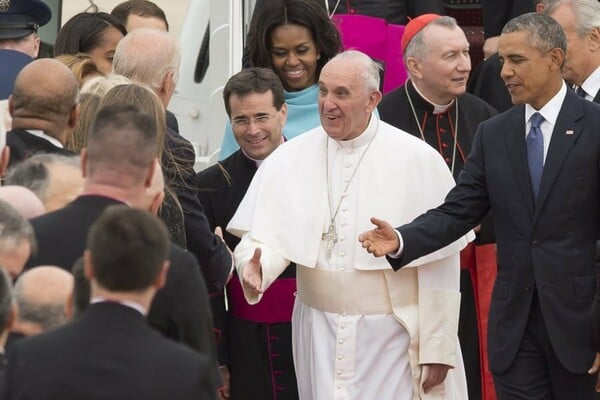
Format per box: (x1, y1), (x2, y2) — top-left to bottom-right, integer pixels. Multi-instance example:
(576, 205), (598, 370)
(231, 111), (279, 129)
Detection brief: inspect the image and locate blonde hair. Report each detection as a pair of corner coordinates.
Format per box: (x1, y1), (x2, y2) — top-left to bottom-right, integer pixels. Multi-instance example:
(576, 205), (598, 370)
(54, 53), (102, 87)
(80, 74), (132, 97)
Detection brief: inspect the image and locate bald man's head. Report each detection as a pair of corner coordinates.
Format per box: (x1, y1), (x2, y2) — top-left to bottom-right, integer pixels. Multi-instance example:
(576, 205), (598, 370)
(0, 185), (45, 218)
(9, 59), (79, 143)
(13, 266), (74, 335)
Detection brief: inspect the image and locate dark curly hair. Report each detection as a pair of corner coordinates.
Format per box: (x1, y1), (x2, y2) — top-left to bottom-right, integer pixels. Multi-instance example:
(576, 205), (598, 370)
(245, 0), (342, 80)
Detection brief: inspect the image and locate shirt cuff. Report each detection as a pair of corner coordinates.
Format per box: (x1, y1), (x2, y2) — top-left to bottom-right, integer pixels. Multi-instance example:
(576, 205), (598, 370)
(389, 229), (404, 258)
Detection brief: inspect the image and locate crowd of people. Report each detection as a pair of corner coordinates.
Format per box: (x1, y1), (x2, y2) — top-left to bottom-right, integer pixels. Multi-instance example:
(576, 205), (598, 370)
(1, 0), (600, 399)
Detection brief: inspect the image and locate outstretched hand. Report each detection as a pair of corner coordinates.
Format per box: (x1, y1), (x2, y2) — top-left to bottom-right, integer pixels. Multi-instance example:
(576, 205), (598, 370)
(422, 364), (451, 393)
(241, 247), (263, 297)
(358, 217), (400, 257)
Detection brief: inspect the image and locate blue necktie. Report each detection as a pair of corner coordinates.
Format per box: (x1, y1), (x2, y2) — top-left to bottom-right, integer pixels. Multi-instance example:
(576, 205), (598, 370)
(527, 112), (545, 200)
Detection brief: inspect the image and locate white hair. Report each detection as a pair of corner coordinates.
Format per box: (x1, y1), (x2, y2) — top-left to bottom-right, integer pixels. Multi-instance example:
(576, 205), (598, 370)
(112, 28), (180, 89)
(328, 50), (382, 91)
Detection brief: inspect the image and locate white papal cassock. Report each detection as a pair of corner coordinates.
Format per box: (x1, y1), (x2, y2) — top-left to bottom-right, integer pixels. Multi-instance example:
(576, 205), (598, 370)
(228, 114), (474, 400)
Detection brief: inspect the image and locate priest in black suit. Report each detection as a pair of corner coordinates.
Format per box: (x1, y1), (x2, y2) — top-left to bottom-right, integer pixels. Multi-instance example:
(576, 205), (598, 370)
(2, 206), (216, 400)
(25, 104), (219, 379)
(6, 58), (76, 167)
(196, 68), (297, 400)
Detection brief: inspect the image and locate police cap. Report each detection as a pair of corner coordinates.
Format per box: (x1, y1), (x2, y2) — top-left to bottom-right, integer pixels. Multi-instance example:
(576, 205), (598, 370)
(0, 0), (52, 40)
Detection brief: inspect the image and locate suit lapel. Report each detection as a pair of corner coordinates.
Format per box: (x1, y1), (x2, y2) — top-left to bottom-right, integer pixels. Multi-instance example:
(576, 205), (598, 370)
(505, 106), (535, 216)
(534, 91), (584, 221)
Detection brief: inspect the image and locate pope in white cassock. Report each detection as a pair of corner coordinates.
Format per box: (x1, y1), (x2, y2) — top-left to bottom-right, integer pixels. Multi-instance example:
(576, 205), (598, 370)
(227, 50), (473, 400)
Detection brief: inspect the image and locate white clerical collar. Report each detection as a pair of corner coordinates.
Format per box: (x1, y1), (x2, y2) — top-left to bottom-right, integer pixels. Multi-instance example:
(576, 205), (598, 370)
(411, 81), (455, 114)
(90, 296), (147, 316)
(525, 80), (566, 127)
(580, 65), (600, 101)
(330, 113), (378, 150)
(27, 129), (64, 148)
(241, 135), (285, 167)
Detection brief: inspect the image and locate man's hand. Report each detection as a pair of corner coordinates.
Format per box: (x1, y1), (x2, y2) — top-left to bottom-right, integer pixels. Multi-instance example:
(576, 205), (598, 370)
(241, 247), (263, 297)
(483, 36), (500, 60)
(215, 226), (234, 284)
(217, 366), (231, 400)
(358, 217), (400, 257)
(587, 352), (600, 392)
(422, 363), (451, 393)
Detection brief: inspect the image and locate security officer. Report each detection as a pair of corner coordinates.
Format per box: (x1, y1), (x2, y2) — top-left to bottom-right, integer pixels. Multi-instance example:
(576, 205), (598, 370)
(0, 0), (52, 58)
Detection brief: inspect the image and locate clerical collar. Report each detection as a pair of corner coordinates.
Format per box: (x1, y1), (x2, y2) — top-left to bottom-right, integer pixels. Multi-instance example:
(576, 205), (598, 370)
(91, 296), (147, 315)
(26, 129), (64, 148)
(329, 113), (378, 150)
(409, 80), (455, 114)
(240, 135), (285, 167)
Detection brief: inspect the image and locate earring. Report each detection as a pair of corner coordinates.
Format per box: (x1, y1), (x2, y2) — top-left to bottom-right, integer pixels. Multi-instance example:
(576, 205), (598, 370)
(316, 54), (321, 60)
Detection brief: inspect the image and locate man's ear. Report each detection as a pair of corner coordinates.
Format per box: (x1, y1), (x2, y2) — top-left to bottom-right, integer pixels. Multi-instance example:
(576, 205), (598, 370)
(149, 190), (165, 216)
(153, 261), (170, 290)
(279, 103), (288, 128)
(68, 103), (81, 129)
(65, 291), (75, 321)
(405, 57), (423, 79)
(158, 71), (175, 105)
(0, 146), (10, 178)
(83, 250), (95, 280)
(366, 90), (383, 113)
(7, 96), (14, 117)
(32, 35), (41, 58)
(548, 47), (565, 71)
(144, 158), (157, 188)
(588, 27), (600, 52)
(6, 304), (16, 330)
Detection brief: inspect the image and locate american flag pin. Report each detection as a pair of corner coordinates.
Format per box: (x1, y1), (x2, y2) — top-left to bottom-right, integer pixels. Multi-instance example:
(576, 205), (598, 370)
(566, 129), (574, 135)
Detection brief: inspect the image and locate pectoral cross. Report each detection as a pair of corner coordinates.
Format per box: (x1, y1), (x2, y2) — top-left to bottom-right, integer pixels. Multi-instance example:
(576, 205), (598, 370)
(321, 223), (338, 260)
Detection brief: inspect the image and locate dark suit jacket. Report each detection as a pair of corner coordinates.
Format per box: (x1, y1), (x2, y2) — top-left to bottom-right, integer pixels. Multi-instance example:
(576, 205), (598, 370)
(593, 241), (600, 352)
(390, 90), (600, 374)
(2, 302), (216, 400)
(164, 112), (232, 292)
(6, 129), (73, 167)
(25, 195), (219, 373)
(480, 0), (534, 39)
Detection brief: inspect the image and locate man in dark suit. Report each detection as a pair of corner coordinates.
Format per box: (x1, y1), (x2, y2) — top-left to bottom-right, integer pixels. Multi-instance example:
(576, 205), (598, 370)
(3, 206), (217, 399)
(545, 0), (600, 103)
(112, 27), (233, 292)
(6, 58), (77, 167)
(196, 68), (298, 400)
(25, 104), (219, 378)
(360, 12), (600, 398)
